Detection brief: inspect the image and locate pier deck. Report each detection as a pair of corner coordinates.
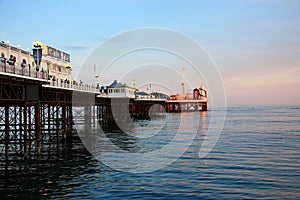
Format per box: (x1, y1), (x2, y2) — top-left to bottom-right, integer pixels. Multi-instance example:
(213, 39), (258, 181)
(0, 65), (207, 160)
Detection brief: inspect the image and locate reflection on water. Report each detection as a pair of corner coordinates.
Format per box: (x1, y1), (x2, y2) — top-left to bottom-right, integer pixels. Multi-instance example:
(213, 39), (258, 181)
(1, 106), (300, 199)
(0, 140), (97, 199)
(82, 112), (204, 173)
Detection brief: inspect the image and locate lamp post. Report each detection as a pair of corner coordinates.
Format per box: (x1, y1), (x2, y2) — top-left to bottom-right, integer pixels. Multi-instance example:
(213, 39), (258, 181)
(27, 48), (30, 76)
(94, 64), (100, 91)
(6, 41), (10, 73)
(95, 73), (99, 90)
(66, 63), (72, 88)
(33, 41), (43, 78)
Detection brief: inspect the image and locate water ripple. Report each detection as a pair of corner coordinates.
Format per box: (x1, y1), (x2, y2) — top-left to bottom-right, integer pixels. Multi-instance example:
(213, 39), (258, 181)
(0, 106), (300, 199)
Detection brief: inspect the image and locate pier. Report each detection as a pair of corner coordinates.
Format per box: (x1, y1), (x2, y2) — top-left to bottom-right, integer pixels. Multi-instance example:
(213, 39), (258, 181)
(0, 41), (207, 160)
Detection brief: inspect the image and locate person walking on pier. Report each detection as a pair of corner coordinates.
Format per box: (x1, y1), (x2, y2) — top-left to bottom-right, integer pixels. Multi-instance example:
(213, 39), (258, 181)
(7, 55), (13, 65)
(0, 53), (6, 72)
(7, 55), (16, 73)
(21, 59), (26, 75)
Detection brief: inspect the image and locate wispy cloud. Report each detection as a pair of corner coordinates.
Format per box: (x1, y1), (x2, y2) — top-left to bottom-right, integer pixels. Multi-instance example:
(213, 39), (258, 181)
(62, 45), (91, 51)
(225, 67), (300, 87)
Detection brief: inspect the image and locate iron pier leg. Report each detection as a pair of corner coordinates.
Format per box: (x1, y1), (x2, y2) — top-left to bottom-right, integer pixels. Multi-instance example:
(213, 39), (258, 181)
(24, 105), (28, 158)
(5, 105), (9, 160)
(19, 105), (23, 154)
(62, 104), (66, 140)
(56, 105), (59, 144)
(35, 103), (41, 155)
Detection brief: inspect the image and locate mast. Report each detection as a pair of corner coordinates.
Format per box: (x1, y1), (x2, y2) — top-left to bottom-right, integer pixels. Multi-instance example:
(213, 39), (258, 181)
(181, 67), (186, 97)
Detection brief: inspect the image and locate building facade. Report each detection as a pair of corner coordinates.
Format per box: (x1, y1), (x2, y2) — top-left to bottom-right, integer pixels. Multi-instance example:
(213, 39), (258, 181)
(0, 41), (72, 82)
(106, 80), (136, 98)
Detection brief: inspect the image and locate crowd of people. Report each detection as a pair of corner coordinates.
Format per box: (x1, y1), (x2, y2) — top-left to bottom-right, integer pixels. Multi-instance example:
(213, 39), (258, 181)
(0, 53), (42, 73)
(0, 53), (45, 78)
(1, 53), (26, 68)
(0, 53), (18, 66)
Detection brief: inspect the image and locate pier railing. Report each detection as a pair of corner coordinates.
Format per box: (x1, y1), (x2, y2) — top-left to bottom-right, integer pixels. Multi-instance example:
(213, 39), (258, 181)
(0, 62), (99, 93)
(0, 62), (48, 79)
(48, 79), (98, 93)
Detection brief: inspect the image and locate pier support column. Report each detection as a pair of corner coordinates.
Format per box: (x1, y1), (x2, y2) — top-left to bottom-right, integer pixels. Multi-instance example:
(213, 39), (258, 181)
(92, 106), (96, 128)
(62, 105), (67, 140)
(84, 105), (92, 130)
(66, 105), (73, 137)
(19, 105), (23, 152)
(56, 105), (60, 143)
(48, 105), (51, 135)
(5, 105), (9, 160)
(23, 105), (28, 158)
(202, 103), (207, 111)
(35, 103), (41, 155)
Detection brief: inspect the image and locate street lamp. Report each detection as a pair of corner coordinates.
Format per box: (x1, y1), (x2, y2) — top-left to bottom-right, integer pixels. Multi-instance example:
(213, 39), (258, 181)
(32, 41), (43, 78)
(66, 64), (72, 87)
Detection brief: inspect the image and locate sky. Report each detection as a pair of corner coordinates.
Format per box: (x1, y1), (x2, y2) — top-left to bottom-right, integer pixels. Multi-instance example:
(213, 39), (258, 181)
(0, 0), (299, 106)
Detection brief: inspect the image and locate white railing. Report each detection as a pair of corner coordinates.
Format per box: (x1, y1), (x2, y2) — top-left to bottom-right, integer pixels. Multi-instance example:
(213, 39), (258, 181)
(48, 80), (98, 93)
(0, 62), (99, 93)
(0, 62), (48, 79)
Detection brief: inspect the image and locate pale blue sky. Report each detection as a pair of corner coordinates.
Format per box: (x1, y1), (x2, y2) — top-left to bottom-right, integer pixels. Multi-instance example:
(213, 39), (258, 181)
(1, 0), (299, 105)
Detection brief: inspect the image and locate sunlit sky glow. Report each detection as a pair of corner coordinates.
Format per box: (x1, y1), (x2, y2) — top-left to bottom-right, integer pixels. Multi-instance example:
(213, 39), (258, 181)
(1, 0), (299, 106)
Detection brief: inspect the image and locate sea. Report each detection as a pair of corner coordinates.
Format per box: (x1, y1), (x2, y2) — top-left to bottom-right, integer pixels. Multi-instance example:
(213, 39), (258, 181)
(1, 105), (300, 199)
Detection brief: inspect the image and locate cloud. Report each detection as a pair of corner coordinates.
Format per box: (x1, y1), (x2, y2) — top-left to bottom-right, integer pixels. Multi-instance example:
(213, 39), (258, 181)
(225, 67), (300, 87)
(62, 45), (91, 51)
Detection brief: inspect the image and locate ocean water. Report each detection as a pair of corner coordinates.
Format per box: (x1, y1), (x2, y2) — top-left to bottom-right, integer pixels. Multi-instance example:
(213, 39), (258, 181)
(1, 106), (300, 199)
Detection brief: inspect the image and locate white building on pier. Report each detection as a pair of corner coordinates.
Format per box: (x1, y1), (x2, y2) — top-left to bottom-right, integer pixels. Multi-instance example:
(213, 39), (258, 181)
(0, 41), (72, 83)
